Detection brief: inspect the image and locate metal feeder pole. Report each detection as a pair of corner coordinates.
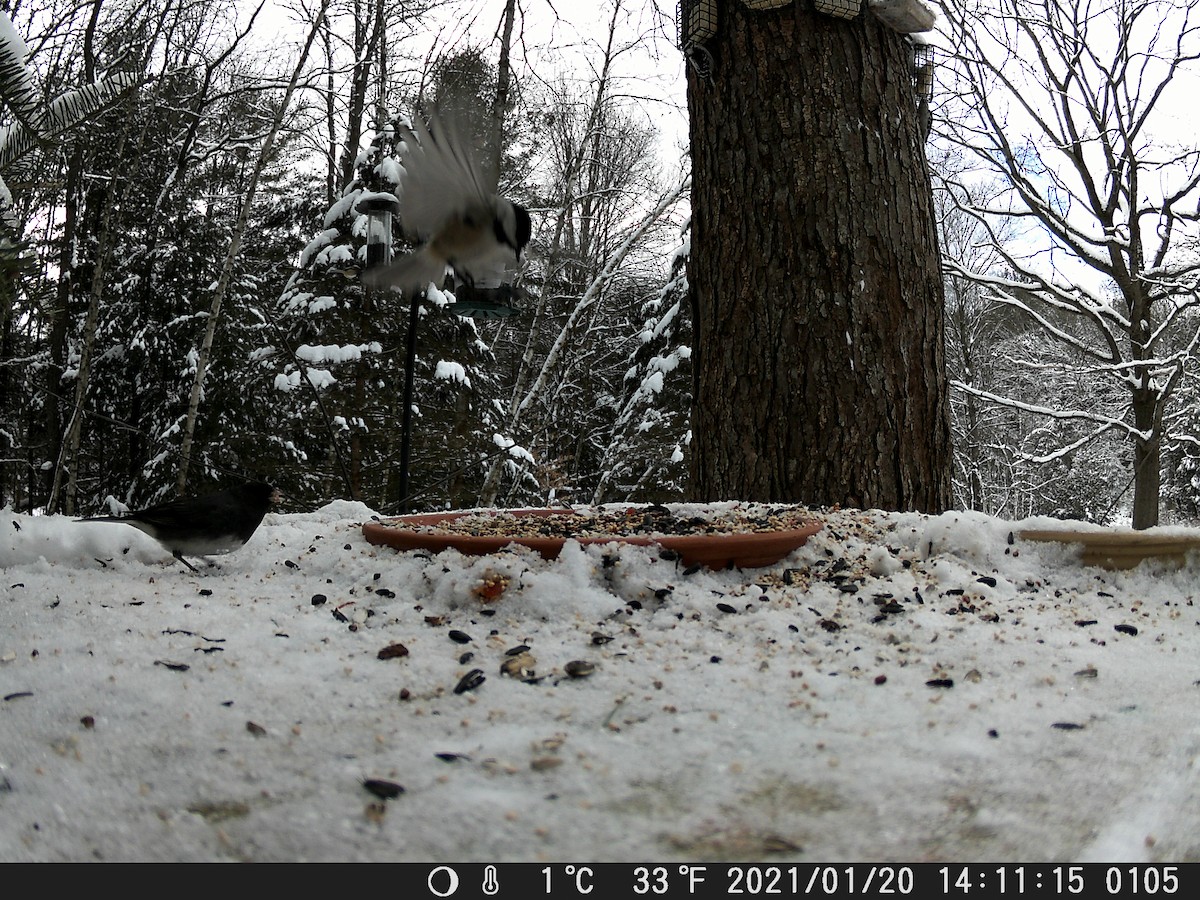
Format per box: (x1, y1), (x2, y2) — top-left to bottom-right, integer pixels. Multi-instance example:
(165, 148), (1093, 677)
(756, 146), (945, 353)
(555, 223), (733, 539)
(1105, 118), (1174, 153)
(356, 193), (417, 510)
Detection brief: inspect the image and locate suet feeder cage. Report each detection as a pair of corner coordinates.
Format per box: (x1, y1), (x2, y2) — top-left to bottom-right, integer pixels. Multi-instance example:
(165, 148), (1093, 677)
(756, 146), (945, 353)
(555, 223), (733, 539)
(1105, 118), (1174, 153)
(812, 0), (862, 20)
(677, 0), (718, 49)
(355, 192), (402, 273)
(742, 0), (795, 10)
(909, 38), (934, 102)
(868, 0), (936, 33)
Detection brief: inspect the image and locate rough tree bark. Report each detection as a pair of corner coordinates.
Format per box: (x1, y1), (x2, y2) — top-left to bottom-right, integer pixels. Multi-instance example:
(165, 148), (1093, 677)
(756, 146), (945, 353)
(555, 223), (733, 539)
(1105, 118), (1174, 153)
(687, 2), (951, 512)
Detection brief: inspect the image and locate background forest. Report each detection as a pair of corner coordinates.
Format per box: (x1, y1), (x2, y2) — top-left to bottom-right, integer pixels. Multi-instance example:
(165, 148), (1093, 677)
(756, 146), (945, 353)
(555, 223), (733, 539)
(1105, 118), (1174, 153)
(2, 0), (1200, 527)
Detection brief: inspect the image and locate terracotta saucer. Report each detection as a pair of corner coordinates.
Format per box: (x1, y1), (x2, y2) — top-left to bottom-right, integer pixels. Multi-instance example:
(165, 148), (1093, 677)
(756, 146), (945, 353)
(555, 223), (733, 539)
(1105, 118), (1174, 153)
(1020, 528), (1200, 570)
(362, 508), (822, 570)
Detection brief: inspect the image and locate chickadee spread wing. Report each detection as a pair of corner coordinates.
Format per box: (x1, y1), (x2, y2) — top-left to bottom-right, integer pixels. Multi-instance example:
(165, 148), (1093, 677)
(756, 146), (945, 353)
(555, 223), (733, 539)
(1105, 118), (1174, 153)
(396, 109), (497, 243)
(362, 108), (528, 295)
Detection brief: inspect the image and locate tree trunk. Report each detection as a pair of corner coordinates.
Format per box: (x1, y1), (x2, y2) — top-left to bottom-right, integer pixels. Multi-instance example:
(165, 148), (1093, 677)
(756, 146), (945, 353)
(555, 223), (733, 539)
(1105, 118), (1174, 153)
(39, 146), (89, 511)
(687, 3), (951, 512)
(337, 0), (385, 191)
(1131, 389), (1160, 528)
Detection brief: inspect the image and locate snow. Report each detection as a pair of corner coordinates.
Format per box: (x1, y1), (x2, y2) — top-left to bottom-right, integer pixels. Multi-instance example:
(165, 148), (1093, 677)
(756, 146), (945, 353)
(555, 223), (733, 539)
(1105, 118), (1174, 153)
(294, 343), (380, 365)
(435, 361), (471, 386)
(273, 368), (336, 392)
(313, 244), (354, 268)
(299, 228), (340, 267)
(3, 501), (1200, 863)
(323, 190), (361, 229)
(493, 434), (535, 465)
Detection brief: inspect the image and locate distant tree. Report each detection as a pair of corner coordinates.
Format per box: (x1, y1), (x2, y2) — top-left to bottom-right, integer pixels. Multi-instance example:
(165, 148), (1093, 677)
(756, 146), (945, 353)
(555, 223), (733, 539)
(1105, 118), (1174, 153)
(593, 226), (692, 504)
(935, 0), (1200, 527)
(0, 3), (138, 510)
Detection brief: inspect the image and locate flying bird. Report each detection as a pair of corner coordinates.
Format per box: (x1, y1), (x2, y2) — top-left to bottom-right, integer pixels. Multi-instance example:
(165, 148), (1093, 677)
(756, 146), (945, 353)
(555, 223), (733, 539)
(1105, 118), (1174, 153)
(361, 107), (531, 297)
(80, 481), (280, 572)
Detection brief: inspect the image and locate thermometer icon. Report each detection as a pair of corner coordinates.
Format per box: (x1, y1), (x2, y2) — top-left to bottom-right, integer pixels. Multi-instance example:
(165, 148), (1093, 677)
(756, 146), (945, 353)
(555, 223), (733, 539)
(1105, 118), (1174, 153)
(483, 865), (500, 896)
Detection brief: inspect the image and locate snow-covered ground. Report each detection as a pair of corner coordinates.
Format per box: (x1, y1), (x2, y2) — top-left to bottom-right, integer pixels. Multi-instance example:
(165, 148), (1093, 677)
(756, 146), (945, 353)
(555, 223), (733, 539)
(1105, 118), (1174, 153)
(3, 500), (1199, 862)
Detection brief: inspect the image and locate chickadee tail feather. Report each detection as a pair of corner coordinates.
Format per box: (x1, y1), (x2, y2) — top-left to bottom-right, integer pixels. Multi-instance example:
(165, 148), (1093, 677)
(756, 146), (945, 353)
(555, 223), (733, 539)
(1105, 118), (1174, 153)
(361, 249), (448, 296)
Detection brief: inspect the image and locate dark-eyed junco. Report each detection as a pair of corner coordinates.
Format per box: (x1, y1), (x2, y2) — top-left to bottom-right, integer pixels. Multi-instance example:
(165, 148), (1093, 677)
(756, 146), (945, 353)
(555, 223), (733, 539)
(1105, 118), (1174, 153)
(80, 481), (280, 572)
(360, 106), (532, 297)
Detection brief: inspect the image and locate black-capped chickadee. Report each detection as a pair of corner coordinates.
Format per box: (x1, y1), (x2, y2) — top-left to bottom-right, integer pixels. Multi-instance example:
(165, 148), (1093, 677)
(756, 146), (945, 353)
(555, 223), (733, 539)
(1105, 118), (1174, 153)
(362, 108), (532, 296)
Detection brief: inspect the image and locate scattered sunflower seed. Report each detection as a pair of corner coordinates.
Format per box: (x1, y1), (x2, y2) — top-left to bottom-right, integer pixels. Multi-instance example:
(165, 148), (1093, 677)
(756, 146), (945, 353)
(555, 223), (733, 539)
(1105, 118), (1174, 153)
(454, 669), (486, 694)
(564, 660), (596, 678)
(362, 778), (405, 800)
(501, 653), (537, 677)
(448, 630), (472, 644)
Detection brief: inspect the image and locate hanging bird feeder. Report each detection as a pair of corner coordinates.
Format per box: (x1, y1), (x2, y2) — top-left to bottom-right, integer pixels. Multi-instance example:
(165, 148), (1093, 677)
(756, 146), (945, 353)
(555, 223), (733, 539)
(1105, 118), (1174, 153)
(677, 0), (718, 46)
(811, 0), (861, 18)
(448, 282), (522, 319)
(354, 192), (402, 274)
(908, 34), (935, 101)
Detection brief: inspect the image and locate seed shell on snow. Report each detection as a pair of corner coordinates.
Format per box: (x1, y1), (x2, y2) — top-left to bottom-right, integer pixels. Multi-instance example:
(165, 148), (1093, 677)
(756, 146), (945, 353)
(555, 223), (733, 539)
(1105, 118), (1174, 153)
(377, 642), (409, 660)
(564, 660), (596, 678)
(362, 778), (405, 800)
(501, 652), (537, 677)
(454, 669), (486, 694)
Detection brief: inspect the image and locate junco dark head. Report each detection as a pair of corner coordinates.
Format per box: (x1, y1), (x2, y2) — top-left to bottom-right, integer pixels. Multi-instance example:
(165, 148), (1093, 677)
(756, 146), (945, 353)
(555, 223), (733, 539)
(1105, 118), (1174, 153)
(80, 481), (280, 572)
